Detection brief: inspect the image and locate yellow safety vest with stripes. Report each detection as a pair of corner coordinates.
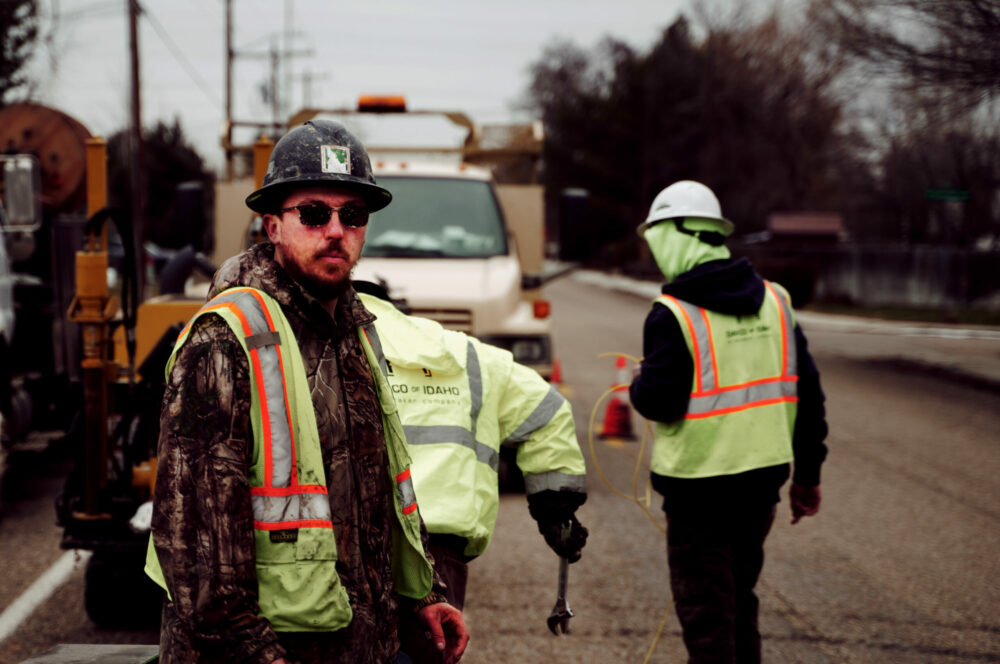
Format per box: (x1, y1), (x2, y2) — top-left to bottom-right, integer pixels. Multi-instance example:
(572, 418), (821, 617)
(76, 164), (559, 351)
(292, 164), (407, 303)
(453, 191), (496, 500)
(650, 282), (798, 478)
(145, 287), (432, 632)
(359, 294), (586, 558)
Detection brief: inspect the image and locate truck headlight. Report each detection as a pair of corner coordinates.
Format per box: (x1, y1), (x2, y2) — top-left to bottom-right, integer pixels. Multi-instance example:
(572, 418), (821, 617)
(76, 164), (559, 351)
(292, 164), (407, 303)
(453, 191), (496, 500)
(511, 338), (548, 363)
(480, 335), (551, 365)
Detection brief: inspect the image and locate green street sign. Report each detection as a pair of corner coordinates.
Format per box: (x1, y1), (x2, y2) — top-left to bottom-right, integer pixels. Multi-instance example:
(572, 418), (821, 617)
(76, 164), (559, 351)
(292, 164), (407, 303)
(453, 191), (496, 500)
(926, 188), (970, 201)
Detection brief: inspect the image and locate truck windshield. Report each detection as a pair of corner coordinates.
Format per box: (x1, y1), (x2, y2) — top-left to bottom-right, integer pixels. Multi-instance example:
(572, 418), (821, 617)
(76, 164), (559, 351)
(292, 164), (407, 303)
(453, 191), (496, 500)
(363, 176), (507, 258)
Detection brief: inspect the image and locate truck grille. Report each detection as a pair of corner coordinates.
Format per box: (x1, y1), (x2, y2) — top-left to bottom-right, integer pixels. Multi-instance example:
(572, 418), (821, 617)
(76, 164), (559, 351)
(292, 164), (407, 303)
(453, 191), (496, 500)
(411, 308), (473, 334)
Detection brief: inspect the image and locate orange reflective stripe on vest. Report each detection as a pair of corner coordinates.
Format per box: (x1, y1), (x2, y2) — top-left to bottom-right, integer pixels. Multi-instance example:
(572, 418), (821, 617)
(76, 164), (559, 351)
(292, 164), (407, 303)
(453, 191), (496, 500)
(395, 468), (418, 515)
(661, 282), (798, 419)
(190, 287), (333, 531)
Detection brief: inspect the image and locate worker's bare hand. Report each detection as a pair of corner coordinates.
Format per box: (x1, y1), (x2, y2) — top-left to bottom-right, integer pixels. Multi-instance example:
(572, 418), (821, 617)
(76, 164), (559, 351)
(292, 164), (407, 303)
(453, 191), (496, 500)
(790, 483), (821, 524)
(417, 601), (470, 664)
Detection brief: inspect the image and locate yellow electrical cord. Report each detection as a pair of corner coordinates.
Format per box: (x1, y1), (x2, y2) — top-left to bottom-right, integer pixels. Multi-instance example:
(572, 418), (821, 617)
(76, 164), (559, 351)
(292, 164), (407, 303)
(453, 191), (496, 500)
(642, 605), (674, 664)
(588, 353), (665, 534)
(588, 352), (675, 662)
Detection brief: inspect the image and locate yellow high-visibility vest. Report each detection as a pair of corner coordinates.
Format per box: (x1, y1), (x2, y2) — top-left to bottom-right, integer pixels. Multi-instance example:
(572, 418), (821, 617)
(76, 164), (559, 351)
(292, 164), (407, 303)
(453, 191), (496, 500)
(650, 282), (798, 478)
(146, 287), (432, 632)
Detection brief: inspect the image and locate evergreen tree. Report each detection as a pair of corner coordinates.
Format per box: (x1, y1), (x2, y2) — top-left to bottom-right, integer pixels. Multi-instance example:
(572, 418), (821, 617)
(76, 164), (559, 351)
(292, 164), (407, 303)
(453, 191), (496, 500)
(108, 119), (216, 251)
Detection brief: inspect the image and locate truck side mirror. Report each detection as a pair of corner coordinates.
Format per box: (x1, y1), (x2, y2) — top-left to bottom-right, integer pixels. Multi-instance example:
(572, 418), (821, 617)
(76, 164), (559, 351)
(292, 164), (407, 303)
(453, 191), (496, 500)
(558, 188), (589, 262)
(0, 155), (42, 232)
(521, 274), (543, 290)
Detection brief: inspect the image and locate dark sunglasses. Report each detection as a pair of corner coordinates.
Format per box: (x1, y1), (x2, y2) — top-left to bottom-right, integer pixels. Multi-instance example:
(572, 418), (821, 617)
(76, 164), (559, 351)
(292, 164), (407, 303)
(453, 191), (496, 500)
(279, 203), (370, 228)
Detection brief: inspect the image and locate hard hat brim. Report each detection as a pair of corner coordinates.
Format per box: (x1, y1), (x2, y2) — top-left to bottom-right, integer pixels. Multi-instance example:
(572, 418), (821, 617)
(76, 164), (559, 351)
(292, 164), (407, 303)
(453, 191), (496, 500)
(246, 176), (392, 214)
(637, 215), (735, 237)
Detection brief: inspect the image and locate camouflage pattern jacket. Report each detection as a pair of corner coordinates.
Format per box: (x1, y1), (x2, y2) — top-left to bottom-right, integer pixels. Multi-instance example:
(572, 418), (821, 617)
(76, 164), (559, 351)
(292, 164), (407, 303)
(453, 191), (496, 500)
(152, 243), (442, 664)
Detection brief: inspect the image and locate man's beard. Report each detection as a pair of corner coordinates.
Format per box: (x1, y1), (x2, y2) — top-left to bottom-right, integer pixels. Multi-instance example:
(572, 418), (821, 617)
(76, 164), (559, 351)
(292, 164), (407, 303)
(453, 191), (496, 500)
(294, 266), (353, 301)
(282, 245), (357, 302)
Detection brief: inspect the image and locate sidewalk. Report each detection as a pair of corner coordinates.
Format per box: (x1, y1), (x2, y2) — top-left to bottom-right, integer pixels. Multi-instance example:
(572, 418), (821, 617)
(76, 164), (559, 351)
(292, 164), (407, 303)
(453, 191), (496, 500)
(568, 269), (1000, 390)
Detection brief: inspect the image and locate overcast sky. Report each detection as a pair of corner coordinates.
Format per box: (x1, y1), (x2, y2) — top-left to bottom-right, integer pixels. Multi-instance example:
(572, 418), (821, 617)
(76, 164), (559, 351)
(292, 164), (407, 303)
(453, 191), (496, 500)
(26, 0), (702, 172)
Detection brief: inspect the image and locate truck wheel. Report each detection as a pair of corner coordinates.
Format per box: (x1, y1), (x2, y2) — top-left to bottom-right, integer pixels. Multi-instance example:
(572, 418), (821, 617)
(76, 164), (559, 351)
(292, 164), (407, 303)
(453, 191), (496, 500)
(84, 550), (163, 629)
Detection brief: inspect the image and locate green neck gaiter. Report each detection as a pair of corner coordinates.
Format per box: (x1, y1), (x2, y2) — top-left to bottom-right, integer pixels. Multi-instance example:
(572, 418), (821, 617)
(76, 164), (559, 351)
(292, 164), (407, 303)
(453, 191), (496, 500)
(643, 219), (731, 282)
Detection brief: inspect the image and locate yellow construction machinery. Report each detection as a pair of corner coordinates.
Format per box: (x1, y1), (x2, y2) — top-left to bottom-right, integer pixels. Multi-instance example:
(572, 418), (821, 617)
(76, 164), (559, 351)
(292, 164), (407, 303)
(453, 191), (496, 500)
(0, 103), (205, 627)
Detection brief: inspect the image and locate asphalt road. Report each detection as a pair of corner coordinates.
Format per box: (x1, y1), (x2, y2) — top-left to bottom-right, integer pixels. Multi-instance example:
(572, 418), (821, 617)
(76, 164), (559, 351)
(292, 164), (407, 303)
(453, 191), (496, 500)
(459, 276), (1000, 663)
(1, 275), (999, 663)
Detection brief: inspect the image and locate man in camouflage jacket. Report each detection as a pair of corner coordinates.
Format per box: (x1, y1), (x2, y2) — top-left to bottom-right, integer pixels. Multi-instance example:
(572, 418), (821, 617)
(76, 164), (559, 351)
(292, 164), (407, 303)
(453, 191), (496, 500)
(152, 119), (467, 664)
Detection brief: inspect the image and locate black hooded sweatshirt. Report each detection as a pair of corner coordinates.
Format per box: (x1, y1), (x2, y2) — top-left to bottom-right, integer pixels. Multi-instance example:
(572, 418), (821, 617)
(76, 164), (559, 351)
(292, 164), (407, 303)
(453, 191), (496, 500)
(629, 257), (828, 501)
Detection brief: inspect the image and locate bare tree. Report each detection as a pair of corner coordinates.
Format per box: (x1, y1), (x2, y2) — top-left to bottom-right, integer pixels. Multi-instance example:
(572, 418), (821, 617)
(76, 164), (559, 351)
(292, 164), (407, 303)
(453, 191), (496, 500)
(871, 94), (1000, 246)
(0, 0), (39, 106)
(696, 13), (852, 230)
(809, 0), (1000, 105)
(525, 11), (858, 266)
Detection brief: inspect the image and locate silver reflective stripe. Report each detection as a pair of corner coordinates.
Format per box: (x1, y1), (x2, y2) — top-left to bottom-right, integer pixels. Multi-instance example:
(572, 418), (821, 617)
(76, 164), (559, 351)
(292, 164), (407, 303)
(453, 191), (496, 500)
(403, 425), (500, 471)
(666, 286), (798, 419)
(687, 379), (798, 416)
(207, 290), (293, 488)
(766, 283), (797, 377)
(502, 385), (566, 447)
(252, 491), (332, 524)
(257, 341), (293, 488)
(397, 475), (417, 510)
(523, 471), (586, 495)
(397, 339), (500, 471)
(670, 298), (716, 392)
(363, 324), (390, 379)
(467, 342), (482, 439)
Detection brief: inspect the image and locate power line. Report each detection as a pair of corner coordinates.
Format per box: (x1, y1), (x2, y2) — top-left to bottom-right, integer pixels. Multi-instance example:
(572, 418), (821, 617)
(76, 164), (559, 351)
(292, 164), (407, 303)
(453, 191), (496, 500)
(138, 1), (222, 111)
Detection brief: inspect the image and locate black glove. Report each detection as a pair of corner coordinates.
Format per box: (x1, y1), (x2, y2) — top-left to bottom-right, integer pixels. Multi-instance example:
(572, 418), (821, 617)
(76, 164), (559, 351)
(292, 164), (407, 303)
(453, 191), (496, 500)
(527, 489), (588, 562)
(538, 515), (588, 563)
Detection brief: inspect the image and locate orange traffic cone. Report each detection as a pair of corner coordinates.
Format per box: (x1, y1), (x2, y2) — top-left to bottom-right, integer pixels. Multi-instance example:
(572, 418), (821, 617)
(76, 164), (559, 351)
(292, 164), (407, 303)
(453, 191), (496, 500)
(549, 358), (562, 386)
(599, 356), (635, 439)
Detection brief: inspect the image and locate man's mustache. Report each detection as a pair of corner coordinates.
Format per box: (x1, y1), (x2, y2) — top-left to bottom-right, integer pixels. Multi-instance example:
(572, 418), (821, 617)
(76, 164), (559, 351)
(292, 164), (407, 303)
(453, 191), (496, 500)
(315, 241), (349, 260)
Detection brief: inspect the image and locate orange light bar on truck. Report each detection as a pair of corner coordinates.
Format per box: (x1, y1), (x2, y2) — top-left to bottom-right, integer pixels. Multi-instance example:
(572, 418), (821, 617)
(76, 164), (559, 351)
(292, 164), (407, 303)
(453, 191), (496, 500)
(357, 95), (407, 113)
(533, 300), (551, 319)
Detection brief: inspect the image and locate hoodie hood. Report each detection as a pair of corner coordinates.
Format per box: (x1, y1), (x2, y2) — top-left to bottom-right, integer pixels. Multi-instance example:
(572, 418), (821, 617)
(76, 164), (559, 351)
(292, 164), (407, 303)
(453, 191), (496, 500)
(357, 293), (465, 375)
(663, 257), (766, 316)
(211, 245), (270, 298)
(643, 219), (731, 283)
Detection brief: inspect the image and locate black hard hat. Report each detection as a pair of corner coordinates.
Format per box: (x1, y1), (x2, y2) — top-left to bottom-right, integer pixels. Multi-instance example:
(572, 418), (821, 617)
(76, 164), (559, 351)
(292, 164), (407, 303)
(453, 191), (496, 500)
(245, 119), (392, 214)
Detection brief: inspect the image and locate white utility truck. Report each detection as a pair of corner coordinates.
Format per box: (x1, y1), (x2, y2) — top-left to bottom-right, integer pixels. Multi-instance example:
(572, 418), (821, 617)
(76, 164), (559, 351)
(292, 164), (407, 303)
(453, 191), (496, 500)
(289, 97), (555, 378)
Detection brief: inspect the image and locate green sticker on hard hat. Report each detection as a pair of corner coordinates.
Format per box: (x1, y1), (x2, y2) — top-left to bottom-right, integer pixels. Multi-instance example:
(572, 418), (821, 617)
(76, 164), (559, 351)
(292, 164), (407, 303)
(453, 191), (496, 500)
(321, 145), (350, 174)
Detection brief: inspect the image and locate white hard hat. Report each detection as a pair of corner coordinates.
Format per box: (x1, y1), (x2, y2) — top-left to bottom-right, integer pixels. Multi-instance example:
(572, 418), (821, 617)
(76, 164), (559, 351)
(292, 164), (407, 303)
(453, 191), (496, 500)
(638, 180), (734, 236)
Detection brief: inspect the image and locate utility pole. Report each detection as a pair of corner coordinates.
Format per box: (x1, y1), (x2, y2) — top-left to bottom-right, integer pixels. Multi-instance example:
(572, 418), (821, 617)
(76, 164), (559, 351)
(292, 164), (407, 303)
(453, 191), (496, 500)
(238, 36), (312, 130)
(283, 0), (293, 122)
(127, 0), (145, 295)
(224, 0), (234, 180)
(224, 1), (311, 178)
(294, 70), (329, 108)
(269, 38), (280, 130)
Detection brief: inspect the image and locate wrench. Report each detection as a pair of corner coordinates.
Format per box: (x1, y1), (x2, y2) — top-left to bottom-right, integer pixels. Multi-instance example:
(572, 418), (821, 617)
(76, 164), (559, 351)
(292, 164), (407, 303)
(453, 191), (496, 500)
(546, 523), (574, 635)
